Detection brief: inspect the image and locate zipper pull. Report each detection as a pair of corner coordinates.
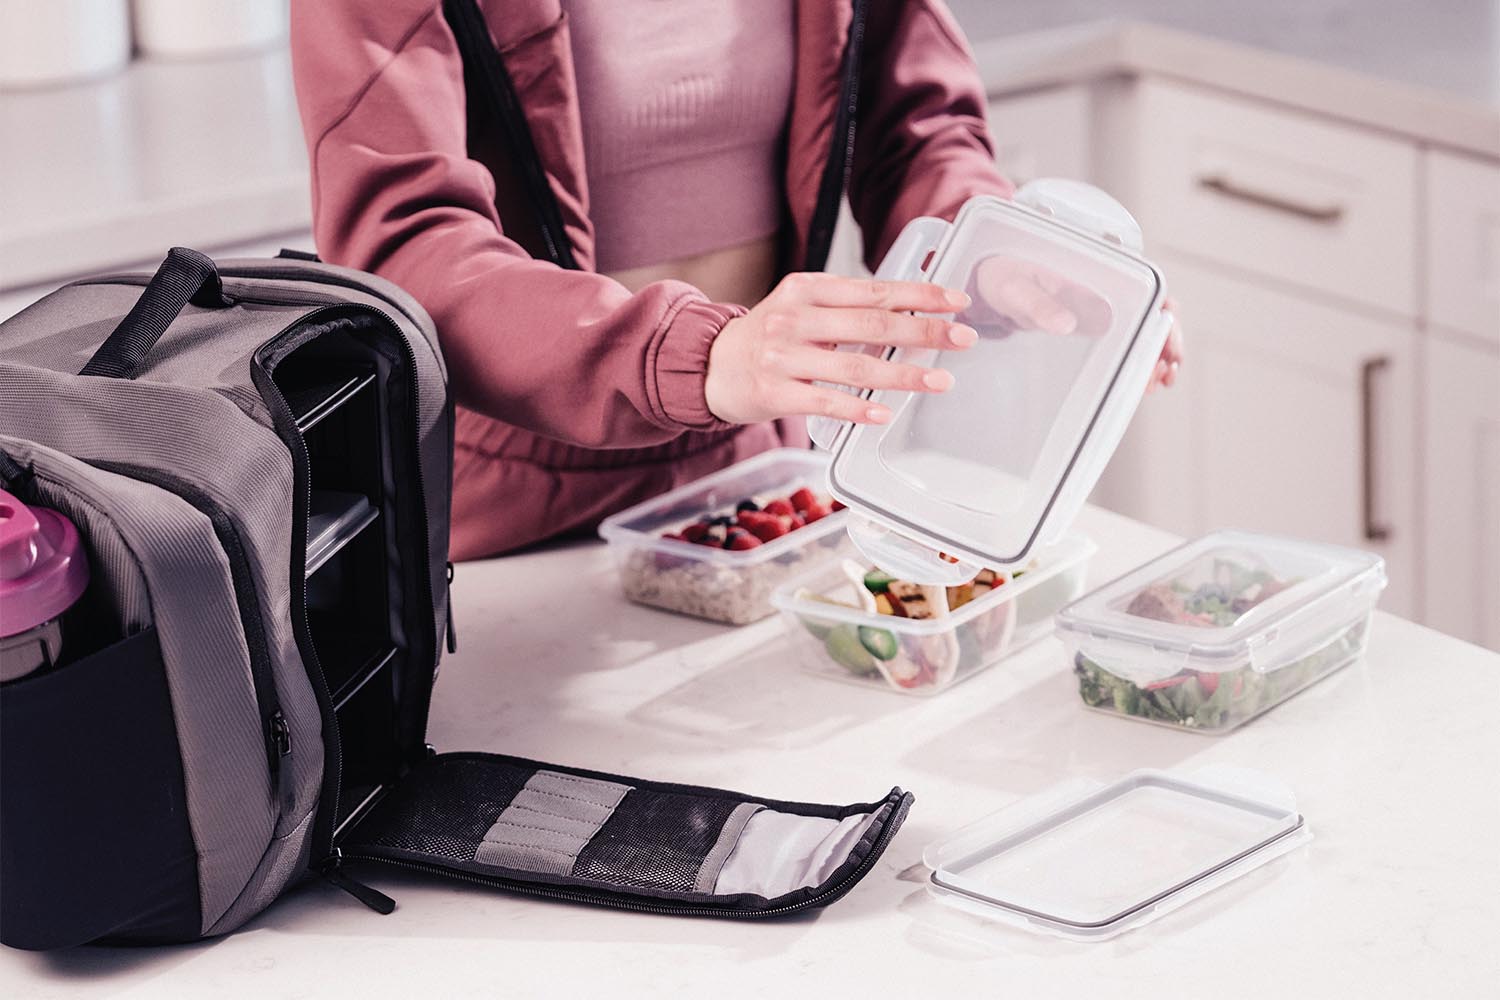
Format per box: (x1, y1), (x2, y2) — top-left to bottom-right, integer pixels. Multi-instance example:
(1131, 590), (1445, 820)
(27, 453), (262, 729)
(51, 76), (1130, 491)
(266, 711), (292, 777)
(320, 850), (396, 915)
(444, 561), (458, 654)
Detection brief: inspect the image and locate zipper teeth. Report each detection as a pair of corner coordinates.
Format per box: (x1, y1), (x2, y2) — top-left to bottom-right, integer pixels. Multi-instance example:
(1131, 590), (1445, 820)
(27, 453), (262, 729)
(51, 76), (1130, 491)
(343, 795), (905, 919)
(89, 461), (287, 786)
(251, 298), (442, 862)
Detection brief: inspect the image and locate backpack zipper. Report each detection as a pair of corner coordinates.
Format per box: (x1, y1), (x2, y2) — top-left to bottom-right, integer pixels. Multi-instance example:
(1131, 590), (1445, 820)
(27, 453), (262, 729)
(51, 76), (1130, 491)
(248, 302), (444, 870)
(87, 461), (292, 799)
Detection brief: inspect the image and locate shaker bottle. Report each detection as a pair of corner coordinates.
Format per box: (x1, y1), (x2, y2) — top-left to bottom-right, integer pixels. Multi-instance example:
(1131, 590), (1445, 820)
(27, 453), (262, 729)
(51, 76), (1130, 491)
(0, 488), (90, 681)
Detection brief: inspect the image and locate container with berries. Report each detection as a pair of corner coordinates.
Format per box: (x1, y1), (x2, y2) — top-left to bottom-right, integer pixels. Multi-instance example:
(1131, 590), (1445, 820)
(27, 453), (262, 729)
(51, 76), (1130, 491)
(598, 449), (855, 624)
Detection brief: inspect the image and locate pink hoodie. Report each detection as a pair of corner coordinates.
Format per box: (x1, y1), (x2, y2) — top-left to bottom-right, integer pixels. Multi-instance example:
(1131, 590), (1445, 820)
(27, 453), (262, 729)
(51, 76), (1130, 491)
(290, 0), (1012, 559)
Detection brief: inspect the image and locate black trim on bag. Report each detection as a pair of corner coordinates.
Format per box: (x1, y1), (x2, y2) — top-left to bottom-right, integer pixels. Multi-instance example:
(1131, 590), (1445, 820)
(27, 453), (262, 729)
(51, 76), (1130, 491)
(0, 628), (203, 949)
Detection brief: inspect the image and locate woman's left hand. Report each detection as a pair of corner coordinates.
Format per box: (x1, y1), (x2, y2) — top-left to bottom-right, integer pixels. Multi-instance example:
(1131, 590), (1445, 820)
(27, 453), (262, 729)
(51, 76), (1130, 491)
(972, 256), (1182, 392)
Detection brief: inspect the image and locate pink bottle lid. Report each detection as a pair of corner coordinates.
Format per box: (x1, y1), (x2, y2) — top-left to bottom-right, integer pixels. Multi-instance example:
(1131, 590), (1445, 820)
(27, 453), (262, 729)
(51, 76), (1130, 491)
(0, 488), (90, 637)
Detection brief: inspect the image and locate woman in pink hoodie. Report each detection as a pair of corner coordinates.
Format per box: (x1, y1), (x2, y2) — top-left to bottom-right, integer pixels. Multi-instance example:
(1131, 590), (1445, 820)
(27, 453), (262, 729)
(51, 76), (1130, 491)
(291, 0), (1181, 559)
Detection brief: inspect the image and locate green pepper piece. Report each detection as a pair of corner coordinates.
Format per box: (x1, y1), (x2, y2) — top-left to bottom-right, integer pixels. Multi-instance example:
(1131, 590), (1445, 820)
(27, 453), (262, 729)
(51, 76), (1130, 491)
(862, 569), (897, 594)
(858, 626), (900, 661)
(825, 625), (879, 676)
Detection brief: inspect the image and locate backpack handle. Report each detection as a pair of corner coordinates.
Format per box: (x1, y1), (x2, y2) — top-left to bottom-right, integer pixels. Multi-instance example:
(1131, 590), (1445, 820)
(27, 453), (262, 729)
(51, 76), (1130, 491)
(79, 247), (230, 379)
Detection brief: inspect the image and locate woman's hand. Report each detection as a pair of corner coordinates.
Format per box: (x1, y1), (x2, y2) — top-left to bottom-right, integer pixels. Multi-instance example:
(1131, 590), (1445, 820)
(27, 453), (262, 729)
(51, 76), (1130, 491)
(972, 256), (1183, 393)
(704, 272), (978, 426)
(1147, 296), (1183, 393)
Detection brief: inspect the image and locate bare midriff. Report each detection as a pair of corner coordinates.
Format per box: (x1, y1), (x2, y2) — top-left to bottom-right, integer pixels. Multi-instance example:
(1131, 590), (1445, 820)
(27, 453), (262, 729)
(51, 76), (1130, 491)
(604, 235), (781, 307)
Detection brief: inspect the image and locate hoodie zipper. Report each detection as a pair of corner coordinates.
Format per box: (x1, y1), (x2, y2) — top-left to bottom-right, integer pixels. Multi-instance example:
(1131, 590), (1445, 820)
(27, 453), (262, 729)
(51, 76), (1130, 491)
(805, 0), (870, 272)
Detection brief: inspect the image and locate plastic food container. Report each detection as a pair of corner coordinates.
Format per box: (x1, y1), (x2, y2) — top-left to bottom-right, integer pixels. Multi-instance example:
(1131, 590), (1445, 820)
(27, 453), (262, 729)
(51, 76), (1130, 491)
(1056, 530), (1386, 733)
(0, 488), (90, 682)
(598, 449), (854, 624)
(772, 534), (1095, 695)
(810, 180), (1173, 586)
(924, 766), (1311, 941)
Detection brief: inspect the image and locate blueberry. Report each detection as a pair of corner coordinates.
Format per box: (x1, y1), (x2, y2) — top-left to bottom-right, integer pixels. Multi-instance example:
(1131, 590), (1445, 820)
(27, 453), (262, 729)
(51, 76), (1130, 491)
(709, 515), (735, 527)
(736, 499), (760, 513)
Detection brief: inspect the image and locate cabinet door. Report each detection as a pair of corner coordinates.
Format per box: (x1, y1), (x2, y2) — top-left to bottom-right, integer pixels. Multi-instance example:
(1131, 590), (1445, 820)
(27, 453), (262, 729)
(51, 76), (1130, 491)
(1100, 256), (1418, 615)
(1421, 336), (1500, 649)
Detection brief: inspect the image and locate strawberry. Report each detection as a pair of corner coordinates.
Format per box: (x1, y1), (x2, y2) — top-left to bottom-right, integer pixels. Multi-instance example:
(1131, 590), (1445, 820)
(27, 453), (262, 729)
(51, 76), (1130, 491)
(788, 513), (807, 529)
(1197, 672), (1219, 696)
(789, 487), (818, 512)
(736, 509), (772, 529)
(801, 502), (832, 523)
(680, 521), (713, 542)
(830, 499), (846, 512)
(749, 518), (788, 543)
(763, 498), (795, 517)
(724, 529), (762, 550)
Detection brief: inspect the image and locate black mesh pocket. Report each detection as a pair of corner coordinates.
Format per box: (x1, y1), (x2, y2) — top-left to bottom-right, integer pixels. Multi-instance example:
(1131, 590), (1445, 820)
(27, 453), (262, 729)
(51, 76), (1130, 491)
(572, 789), (742, 893)
(347, 756), (535, 862)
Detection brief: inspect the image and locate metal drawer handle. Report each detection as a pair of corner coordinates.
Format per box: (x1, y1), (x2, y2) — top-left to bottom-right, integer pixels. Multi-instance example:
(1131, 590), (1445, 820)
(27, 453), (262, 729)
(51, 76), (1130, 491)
(1197, 173), (1345, 224)
(1360, 356), (1391, 543)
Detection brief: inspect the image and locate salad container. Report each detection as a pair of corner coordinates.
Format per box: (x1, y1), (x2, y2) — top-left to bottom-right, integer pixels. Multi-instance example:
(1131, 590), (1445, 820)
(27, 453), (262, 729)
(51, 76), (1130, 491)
(1057, 530), (1387, 733)
(811, 180), (1173, 586)
(772, 534), (1095, 695)
(599, 449), (854, 624)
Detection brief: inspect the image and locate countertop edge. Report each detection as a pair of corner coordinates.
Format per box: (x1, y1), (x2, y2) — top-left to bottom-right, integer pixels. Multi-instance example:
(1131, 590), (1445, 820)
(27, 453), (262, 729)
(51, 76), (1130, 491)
(971, 20), (1500, 160)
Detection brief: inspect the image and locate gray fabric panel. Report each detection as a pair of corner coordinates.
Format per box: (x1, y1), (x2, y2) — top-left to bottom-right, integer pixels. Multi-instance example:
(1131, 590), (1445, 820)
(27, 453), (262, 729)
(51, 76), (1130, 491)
(25, 477), (152, 636)
(0, 439), (278, 932)
(207, 805), (316, 937)
(694, 802), (763, 894)
(712, 809), (882, 898)
(473, 771), (631, 875)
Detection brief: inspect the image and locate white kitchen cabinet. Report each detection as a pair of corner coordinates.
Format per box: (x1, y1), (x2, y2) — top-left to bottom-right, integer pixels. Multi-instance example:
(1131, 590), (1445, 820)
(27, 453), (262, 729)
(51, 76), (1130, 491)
(1420, 335), (1500, 649)
(1100, 255), (1418, 616)
(1127, 78), (1419, 319)
(1426, 150), (1500, 348)
(825, 84), (1092, 278)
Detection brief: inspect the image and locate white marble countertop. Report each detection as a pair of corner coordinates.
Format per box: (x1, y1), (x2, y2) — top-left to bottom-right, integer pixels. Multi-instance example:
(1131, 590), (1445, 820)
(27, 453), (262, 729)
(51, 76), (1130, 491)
(2, 2), (1498, 295)
(3, 504), (1496, 999)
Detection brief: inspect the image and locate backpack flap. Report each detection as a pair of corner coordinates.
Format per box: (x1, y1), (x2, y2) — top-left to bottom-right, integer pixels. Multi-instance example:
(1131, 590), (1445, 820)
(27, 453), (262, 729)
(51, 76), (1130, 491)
(338, 753), (912, 917)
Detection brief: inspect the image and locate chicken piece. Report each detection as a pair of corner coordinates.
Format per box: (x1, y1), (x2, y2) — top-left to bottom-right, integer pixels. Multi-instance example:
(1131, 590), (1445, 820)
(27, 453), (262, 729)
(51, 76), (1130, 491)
(946, 582), (975, 610)
(886, 580), (939, 620)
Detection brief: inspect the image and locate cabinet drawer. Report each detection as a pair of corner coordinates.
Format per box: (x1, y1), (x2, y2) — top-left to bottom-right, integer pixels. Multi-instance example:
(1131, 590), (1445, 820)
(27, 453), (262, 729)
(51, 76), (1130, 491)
(1426, 150), (1500, 345)
(987, 85), (1091, 185)
(1133, 79), (1418, 317)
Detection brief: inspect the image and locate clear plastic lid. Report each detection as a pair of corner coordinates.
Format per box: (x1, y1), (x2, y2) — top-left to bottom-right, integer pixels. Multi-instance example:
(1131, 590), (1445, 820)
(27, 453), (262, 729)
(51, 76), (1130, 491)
(824, 182), (1171, 582)
(1055, 529), (1387, 681)
(924, 767), (1310, 941)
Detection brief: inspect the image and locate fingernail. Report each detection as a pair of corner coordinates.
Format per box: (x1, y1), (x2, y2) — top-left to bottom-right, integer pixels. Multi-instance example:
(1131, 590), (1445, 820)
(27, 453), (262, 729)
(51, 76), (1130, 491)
(922, 369), (954, 391)
(948, 324), (978, 348)
(944, 289), (970, 309)
(866, 405), (891, 423)
(1050, 311), (1078, 335)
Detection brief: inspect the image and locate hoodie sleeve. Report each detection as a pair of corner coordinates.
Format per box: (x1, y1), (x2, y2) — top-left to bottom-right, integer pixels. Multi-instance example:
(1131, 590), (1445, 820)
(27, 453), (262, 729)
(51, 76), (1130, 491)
(847, 0), (1015, 268)
(289, 1), (739, 449)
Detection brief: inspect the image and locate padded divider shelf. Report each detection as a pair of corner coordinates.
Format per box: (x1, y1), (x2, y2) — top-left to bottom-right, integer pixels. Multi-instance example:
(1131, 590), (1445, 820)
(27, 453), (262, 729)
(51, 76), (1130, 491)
(278, 365), (377, 433)
(307, 491), (379, 577)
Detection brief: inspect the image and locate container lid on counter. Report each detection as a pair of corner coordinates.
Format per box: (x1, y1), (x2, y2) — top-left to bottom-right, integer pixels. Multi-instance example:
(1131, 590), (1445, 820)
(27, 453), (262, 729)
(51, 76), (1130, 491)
(821, 181), (1173, 584)
(924, 767), (1310, 941)
(1055, 529), (1386, 680)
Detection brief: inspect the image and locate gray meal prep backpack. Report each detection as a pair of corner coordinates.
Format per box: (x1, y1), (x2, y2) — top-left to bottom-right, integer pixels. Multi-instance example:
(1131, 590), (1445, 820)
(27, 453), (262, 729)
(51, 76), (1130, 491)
(0, 248), (912, 951)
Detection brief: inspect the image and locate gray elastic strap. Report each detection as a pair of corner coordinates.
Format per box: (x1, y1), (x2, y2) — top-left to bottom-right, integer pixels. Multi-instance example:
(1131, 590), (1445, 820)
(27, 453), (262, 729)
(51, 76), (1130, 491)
(694, 802), (763, 894)
(473, 771), (631, 875)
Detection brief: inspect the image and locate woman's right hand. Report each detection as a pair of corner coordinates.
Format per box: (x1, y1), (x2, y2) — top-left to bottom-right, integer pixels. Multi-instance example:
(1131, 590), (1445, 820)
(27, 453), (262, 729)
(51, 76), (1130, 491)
(703, 272), (978, 426)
